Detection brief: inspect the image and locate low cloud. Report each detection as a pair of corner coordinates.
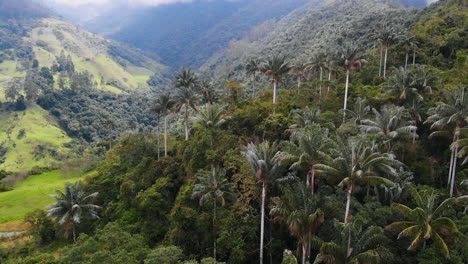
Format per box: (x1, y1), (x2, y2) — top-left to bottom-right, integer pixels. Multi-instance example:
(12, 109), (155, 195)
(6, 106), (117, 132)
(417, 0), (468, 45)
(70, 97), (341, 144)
(46, 0), (202, 7)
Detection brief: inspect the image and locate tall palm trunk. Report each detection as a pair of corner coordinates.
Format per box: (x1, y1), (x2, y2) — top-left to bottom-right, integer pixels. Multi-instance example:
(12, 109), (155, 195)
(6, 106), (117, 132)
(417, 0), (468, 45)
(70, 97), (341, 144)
(383, 47), (388, 78)
(252, 73), (256, 98)
(327, 69), (332, 93)
(319, 67), (323, 96)
(213, 199), (217, 261)
(449, 127), (460, 197)
(72, 224), (76, 243)
(184, 105), (189, 140)
(273, 80), (278, 104)
(157, 117), (160, 160)
(344, 186), (352, 224)
(260, 182), (266, 264)
(405, 50), (409, 70)
(379, 46), (383, 77)
(164, 115), (168, 156)
(343, 69), (350, 122)
(302, 244), (306, 264)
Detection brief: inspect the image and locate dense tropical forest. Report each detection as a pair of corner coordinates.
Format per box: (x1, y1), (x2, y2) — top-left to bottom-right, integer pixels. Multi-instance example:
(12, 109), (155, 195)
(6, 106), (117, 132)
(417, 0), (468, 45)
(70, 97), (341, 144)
(0, 0), (467, 263)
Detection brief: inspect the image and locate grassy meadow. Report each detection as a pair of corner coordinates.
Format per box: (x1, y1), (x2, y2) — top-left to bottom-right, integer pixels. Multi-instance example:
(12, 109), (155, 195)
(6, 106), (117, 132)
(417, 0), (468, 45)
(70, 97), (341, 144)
(0, 170), (85, 225)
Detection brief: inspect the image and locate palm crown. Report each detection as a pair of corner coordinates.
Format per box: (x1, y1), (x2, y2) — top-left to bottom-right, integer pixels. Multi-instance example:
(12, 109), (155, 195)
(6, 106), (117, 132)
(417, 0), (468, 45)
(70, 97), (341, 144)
(386, 190), (466, 257)
(47, 181), (100, 242)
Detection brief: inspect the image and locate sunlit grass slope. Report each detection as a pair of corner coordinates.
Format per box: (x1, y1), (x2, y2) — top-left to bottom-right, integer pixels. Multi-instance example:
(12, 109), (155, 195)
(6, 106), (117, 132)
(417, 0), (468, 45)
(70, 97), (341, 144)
(0, 105), (74, 172)
(0, 170), (84, 224)
(26, 18), (165, 91)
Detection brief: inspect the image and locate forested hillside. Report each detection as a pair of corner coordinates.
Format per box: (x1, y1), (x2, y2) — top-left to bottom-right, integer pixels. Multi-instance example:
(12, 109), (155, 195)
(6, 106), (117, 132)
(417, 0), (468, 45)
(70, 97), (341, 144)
(1, 0), (467, 264)
(0, 4), (168, 172)
(85, 0), (312, 69)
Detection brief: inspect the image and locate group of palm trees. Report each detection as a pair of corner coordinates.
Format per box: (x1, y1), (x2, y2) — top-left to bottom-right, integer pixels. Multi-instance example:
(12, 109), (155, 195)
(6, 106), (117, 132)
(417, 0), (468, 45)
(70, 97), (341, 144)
(44, 18), (468, 264)
(240, 91), (467, 263)
(153, 68), (221, 156)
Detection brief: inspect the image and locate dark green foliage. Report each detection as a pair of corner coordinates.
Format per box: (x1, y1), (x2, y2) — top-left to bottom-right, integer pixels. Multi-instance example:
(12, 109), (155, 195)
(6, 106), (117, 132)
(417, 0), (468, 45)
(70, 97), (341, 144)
(58, 222), (150, 264)
(37, 89), (157, 142)
(24, 209), (56, 245)
(144, 246), (184, 264)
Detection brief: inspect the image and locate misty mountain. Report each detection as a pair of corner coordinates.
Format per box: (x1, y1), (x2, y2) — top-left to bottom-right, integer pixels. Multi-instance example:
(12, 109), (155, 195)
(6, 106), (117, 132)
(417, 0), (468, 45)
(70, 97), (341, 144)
(81, 0), (311, 70)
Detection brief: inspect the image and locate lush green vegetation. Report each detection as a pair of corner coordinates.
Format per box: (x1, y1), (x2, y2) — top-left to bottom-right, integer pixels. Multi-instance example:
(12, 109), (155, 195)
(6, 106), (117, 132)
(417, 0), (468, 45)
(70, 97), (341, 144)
(1, 0), (467, 264)
(0, 170), (84, 223)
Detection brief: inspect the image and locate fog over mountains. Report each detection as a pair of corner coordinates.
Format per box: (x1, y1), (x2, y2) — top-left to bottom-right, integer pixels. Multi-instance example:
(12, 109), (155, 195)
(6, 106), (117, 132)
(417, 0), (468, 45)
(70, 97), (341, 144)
(41, 0), (435, 70)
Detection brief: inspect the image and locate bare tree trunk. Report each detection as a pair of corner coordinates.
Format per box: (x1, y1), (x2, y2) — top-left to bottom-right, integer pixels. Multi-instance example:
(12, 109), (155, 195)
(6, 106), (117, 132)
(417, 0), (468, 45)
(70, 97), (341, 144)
(343, 70), (350, 123)
(164, 115), (168, 156)
(297, 75), (301, 89)
(327, 69), (332, 93)
(413, 47), (416, 65)
(260, 182), (266, 264)
(273, 81), (277, 104)
(383, 47), (388, 78)
(185, 105), (189, 140)
(344, 186), (352, 224)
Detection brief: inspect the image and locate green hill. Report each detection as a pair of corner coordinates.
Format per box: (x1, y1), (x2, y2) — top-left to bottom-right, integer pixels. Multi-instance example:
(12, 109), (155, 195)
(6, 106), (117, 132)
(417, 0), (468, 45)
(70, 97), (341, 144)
(0, 105), (74, 172)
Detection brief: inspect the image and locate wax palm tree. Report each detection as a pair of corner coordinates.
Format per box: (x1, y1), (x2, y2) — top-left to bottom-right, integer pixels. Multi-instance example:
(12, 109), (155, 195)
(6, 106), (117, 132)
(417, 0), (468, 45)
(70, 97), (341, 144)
(262, 55), (291, 104)
(246, 58), (262, 97)
(174, 67), (198, 89)
(242, 141), (284, 264)
(314, 221), (392, 264)
(290, 59), (309, 89)
(174, 88), (199, 141)
(386, 190), (467, 257)
(369, 24), (399, 78)
(271, 182), (325, 264)
(398, 32), (419, 70)
(305, 53), (327, 95)
(341, 97), (371, 124)
(194, 104), (230, 147)
(453, 128), (468, 165)
(288, 107), (321, 135)
(314, 136), (396, 224)
(359, 104), (418, 150)
(275, 124), (331, 194)
(338, 44), (366, 122)
(369, 23), (386, 77)
(154, 93), (176, 156)
(410, 64), (434, 99)
(385, 67), (418, 105)
(47, 181), (100, 242)
(425, 87), (467, 197)
(196, 79), (219, 104)
(192, 168), (235, 261)
(324, 53), (338, 93)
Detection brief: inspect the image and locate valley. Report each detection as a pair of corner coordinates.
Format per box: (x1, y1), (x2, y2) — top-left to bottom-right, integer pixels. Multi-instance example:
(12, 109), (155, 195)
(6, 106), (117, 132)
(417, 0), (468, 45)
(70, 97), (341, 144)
(0, 0), (467, 263)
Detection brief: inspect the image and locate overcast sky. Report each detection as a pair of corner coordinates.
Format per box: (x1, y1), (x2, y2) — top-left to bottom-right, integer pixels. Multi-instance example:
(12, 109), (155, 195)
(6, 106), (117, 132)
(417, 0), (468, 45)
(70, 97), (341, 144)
(45, 0), (227, 7)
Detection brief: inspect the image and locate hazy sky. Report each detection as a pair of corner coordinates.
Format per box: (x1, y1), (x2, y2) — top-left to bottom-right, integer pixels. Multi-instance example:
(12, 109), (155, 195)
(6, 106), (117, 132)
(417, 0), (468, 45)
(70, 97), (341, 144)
(46, 0), (223, 7)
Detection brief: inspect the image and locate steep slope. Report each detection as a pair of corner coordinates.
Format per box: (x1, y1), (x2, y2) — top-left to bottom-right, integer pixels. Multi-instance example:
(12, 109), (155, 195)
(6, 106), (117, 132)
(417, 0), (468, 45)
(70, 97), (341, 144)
(84, 0), (311, 70)
(1, 17), (168, 92)
(201, 0), (416, 84)
(0, 105), (74, 172)
(0, 9), (167, 172)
